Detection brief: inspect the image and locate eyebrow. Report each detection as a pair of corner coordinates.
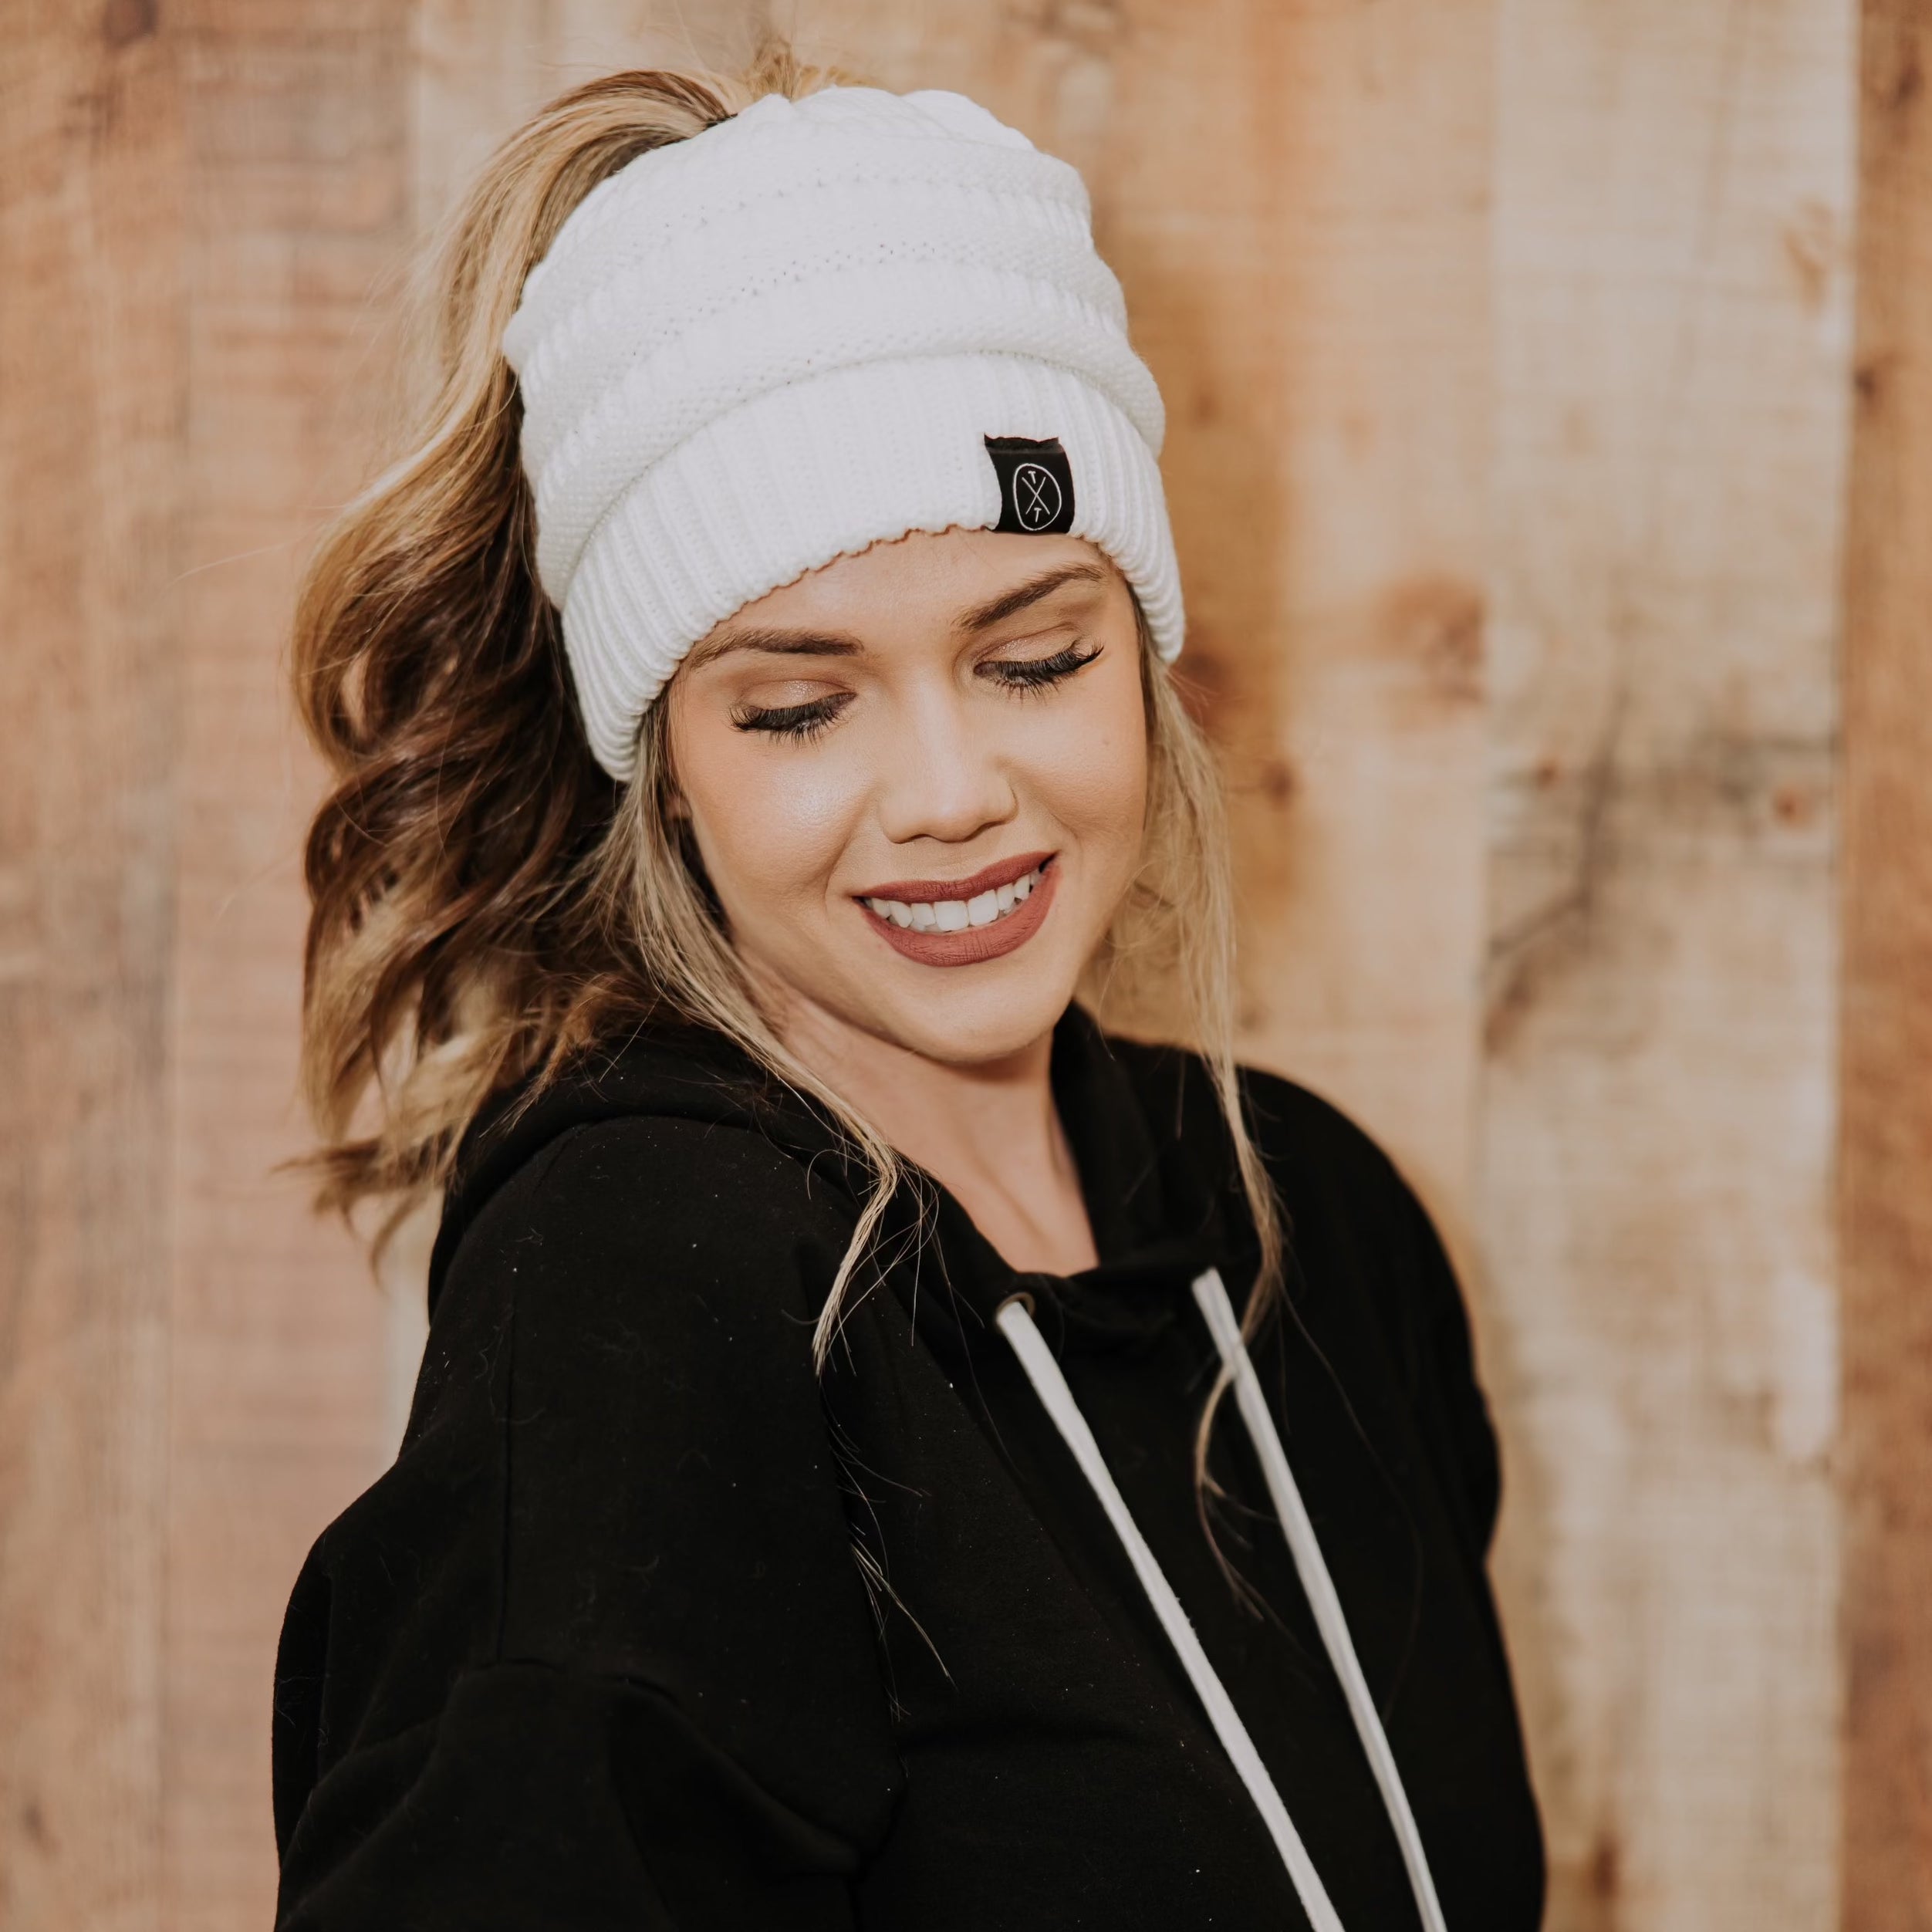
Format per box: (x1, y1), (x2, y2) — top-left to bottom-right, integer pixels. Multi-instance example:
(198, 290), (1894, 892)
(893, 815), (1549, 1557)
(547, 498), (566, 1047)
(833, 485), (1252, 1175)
(685, 627), (864, 669)
(690, 561), (1112, 667)
(958, 561), (1110, 632)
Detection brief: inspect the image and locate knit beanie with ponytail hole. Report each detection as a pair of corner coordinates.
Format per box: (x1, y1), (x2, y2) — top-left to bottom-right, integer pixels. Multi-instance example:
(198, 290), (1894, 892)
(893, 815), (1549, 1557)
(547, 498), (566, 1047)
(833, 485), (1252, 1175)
(502, 83), (1183, 783)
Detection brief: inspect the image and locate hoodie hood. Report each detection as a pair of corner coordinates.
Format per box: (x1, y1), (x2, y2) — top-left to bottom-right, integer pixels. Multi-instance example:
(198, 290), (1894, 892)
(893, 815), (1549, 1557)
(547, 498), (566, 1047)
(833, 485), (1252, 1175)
(426, 1005), (1257, 1346)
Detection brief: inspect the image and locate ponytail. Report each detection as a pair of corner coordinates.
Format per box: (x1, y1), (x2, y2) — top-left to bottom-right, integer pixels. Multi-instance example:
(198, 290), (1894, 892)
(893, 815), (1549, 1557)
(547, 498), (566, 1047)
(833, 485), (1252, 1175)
(294, 51), (845, 1217)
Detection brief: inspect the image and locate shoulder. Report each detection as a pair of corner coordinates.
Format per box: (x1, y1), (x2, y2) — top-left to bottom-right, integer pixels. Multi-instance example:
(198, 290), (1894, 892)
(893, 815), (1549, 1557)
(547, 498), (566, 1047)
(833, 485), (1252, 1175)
(459, 1116), (867, 1667)
(1102, 1028), (1415, 1221)
(422, 1110), (858, 1426)
(278, 1117), (894, 1862)
(302, 1110), (871, 1742)
(388, 1083), (865, 1593)
(467, 1109), (853, 1268)
(1099, 1028), (1461, 1363)
(426, 1020), (860, 1323)
(1238, 1063), (1422, 1228)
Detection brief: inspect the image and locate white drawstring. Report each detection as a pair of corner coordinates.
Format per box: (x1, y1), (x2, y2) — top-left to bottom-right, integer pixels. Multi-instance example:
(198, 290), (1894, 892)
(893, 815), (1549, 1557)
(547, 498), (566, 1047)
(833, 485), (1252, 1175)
(1191, 1268), (1449, 1932)
(995, 1275), (1449, 1932)
(995, 1294), (1346, 1932)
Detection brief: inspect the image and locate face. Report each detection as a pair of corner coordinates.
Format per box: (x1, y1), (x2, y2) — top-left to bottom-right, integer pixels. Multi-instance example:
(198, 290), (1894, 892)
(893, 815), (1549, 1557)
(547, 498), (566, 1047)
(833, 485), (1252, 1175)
(664, 528), (1150, 1069)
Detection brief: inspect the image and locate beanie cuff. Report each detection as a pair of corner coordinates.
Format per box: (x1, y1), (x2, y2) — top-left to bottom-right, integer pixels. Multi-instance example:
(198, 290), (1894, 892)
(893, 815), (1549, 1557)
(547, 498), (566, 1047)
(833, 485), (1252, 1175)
(563, 353), (1184, 781)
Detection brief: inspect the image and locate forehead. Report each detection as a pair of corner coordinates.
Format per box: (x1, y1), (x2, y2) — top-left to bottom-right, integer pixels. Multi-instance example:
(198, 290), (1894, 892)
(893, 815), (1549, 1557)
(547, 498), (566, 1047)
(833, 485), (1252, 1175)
(714, 529), (1120, 642)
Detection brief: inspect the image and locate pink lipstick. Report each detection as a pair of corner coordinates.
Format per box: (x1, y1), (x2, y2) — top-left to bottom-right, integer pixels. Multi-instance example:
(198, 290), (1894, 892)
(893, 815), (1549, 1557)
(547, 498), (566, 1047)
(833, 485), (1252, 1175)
(853, 851), (1057, 967)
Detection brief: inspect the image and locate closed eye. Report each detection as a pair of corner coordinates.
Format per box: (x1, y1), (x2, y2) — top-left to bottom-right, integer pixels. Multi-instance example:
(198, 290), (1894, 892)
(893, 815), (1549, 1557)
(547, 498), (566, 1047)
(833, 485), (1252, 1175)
(731, 692), (853, 740)
(980, 642), (1102, 692)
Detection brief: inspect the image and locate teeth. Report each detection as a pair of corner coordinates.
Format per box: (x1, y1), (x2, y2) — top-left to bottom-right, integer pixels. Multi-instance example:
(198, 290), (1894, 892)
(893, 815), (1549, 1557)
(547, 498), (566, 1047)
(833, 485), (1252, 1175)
(864, 863), (1048, 937)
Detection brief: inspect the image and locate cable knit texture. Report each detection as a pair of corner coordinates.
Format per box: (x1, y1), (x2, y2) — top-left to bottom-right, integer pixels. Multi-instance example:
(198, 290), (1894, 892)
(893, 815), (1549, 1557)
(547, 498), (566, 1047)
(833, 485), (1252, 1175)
(502, 84), (1184, 780)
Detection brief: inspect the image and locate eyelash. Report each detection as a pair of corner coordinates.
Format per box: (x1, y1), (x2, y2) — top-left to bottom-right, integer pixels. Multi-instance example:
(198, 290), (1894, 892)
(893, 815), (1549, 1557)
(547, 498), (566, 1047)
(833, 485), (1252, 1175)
(730, 693), (850, 741)
(731, 643), (1102, 740)
(986, 641), (1102, 693)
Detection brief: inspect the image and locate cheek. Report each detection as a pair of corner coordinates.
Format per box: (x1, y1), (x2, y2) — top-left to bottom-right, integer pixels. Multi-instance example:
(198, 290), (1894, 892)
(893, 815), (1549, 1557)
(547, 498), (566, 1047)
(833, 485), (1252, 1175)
(668, 704), (866, 920)
(1025, 659), (1150, 866)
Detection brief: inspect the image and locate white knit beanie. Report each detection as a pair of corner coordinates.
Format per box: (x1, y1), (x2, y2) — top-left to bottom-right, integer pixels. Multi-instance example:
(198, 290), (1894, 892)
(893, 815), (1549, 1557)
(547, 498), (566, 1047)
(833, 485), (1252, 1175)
(502, 84), (1184, 782)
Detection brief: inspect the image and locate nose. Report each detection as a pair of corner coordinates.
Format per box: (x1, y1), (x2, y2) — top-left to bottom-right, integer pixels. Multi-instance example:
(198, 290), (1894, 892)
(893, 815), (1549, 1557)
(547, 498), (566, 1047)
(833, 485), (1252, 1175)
(873, 680), (1018, 848)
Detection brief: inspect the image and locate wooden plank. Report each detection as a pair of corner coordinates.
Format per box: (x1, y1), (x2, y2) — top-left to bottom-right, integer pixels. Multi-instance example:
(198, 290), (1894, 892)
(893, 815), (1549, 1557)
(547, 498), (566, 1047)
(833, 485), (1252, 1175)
(161, 4), (413, 1925)
(1483, 2), (1853, 1926)
(1840, 4), (1932, 1921)
(0, 4), (184, 1927)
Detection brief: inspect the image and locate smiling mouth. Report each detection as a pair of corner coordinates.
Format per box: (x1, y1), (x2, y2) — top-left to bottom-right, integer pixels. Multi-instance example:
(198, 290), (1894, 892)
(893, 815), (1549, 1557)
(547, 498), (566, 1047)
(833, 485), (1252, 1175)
(853, 853), (1059, 967)
(861, 860), (1048, 934)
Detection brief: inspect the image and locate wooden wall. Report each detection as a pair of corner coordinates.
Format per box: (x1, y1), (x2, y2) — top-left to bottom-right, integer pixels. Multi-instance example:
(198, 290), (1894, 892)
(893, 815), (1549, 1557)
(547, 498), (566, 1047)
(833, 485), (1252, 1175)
(0, 1), (1910, 1926)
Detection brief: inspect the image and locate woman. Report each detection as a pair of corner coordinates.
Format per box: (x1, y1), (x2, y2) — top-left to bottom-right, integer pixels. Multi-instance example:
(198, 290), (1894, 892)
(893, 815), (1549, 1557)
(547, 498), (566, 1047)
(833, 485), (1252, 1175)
(272, 46), (1545, 1932)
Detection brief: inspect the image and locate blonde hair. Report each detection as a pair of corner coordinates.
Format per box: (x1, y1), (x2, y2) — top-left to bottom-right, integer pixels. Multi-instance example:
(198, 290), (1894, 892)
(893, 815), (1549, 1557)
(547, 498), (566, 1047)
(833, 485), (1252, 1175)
(293, 49), (1283, 1468)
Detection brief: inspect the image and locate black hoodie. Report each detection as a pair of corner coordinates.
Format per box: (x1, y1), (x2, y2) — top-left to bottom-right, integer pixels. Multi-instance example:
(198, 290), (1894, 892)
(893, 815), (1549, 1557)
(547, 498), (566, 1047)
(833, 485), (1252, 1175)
(270, 1008), (1545, 1930)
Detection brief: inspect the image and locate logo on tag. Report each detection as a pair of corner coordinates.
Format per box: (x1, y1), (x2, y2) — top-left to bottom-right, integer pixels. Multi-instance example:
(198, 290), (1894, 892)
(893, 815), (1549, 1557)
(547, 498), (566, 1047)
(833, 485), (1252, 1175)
(985, 435), (1076, 535)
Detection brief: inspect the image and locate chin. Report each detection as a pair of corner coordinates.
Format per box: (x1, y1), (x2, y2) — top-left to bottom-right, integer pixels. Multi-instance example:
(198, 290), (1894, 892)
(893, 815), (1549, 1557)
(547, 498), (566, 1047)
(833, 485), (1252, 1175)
(811, 922), (1096, 1066)
(842, 888), (1105, 1066)
(860, 982), (1079, 1068)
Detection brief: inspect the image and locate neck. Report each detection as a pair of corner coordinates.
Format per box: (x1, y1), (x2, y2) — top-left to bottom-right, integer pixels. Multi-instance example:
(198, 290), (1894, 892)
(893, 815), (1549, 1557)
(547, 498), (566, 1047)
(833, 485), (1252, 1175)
(775, 996), (1099, 1278)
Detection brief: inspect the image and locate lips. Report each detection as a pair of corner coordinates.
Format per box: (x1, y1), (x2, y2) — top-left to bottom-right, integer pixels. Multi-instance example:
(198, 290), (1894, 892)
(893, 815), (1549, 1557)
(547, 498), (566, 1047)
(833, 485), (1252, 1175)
(856, 849), (1052, 907)
(854, 852), (1058, 967)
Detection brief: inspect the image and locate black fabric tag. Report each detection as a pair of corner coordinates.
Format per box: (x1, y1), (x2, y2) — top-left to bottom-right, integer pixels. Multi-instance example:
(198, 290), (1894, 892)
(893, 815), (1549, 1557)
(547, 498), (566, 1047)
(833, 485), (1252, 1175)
(984, 435), (1076, 535)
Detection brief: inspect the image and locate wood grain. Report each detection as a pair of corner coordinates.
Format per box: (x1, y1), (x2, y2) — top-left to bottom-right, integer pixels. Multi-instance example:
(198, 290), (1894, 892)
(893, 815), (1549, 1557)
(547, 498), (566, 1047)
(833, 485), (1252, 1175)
(160, 6), (415, 1924)
(1483, 2), (1854, 1926)
(0, 4), (183, 1925)
(1840, 4), (1932, 1922)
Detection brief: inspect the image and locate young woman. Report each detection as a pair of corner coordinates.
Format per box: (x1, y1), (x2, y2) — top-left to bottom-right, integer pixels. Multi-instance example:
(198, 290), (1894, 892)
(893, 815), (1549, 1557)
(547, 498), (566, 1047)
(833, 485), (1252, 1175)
(272, 49), (1545, 1932)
